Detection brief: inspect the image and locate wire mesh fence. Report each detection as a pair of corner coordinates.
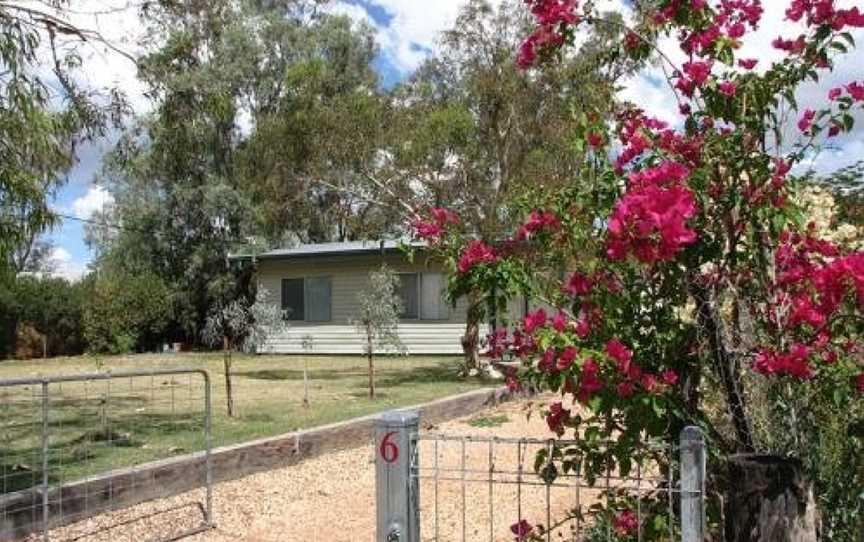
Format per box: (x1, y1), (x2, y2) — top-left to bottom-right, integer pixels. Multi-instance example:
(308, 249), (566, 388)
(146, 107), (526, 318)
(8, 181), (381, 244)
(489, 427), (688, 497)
(376, 412), (706, 542)
(0, 369), (213, 542)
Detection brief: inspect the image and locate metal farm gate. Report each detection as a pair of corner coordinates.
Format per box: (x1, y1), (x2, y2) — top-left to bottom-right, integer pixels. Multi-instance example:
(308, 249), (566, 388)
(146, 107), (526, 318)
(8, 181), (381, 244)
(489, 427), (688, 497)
(0, 369), (213, 542)
(375, 411), (706, 542)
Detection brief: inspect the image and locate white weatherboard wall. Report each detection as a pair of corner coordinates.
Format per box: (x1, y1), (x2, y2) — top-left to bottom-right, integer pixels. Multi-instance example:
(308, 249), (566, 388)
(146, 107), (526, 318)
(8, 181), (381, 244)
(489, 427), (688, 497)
(256, 253), (482, 354)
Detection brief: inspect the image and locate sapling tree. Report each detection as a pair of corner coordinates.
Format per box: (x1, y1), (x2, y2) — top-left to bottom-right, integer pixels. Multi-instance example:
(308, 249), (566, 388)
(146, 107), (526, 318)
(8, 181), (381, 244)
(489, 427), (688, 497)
(413, 0), (864, 538)
(353, 266), (406, 399)
(301, 334), (314, 408)
(203, 288), (286, 417)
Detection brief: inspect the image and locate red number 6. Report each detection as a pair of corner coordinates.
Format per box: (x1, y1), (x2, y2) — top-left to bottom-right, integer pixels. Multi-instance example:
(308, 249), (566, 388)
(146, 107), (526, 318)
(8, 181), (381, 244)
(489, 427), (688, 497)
(380, 431), (399, 463)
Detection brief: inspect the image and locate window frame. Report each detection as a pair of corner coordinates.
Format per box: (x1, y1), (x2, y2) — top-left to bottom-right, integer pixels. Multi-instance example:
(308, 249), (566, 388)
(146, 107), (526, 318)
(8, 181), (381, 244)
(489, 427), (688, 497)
(396, 272), (449, 322)
(280, 276), (332, 323)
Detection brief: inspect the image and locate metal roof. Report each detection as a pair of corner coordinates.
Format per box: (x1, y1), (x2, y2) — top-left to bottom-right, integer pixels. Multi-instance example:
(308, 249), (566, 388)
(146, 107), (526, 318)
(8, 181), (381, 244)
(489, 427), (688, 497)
(231, 239), (427, 261)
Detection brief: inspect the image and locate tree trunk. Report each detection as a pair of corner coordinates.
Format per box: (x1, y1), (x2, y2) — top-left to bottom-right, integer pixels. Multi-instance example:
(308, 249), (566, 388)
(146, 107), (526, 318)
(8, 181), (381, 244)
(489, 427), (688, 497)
(461, 291), (482, 373)
(223, 336), (235, 417)
(41, 333), (47, 359)
(367, 324), (375, 399)
(302, 357), (310, 408)
(689, 279), (755, 452)
(725, 455), (817, 542)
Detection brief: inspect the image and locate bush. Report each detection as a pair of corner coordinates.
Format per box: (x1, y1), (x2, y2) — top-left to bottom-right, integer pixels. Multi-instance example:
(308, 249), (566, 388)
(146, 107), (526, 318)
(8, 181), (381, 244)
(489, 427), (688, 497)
(83, 271), (174, 354)
(0, 275), (86, 359)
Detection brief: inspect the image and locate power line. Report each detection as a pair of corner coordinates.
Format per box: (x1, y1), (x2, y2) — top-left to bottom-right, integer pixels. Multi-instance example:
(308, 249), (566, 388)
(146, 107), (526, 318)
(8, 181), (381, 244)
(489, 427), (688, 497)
(54, 212), (158, 235)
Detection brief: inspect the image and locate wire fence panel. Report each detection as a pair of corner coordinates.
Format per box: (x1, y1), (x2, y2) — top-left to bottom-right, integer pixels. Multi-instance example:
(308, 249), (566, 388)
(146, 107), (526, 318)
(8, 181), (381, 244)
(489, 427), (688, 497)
(374, 412), (706, 542)
(0, 369), (213, 542)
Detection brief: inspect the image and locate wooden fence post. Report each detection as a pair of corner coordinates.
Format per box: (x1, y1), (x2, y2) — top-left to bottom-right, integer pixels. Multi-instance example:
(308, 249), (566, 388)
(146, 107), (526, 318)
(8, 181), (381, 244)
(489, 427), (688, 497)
(725, 455), (817, 541)
(681, 426), (706, 542)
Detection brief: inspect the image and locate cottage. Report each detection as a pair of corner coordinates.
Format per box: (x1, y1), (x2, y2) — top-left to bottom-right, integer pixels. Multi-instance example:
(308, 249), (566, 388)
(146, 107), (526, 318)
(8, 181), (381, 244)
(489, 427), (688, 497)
(238, 240), (494, 354)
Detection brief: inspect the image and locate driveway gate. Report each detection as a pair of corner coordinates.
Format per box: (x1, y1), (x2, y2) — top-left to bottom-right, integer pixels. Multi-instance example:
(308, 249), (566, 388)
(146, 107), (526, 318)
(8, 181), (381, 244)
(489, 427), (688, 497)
(0, 369), (213, 542)
(375, 411), (706, 542)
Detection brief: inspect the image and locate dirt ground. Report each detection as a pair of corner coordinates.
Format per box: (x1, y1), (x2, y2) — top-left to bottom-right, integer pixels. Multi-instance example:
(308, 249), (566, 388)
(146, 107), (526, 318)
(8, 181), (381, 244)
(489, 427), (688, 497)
(36, 396), (613, 542)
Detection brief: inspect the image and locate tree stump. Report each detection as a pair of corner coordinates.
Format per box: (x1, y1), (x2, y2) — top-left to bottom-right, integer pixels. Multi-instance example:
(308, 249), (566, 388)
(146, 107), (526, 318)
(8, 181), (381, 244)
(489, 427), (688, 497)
(725, 455), (817, 542)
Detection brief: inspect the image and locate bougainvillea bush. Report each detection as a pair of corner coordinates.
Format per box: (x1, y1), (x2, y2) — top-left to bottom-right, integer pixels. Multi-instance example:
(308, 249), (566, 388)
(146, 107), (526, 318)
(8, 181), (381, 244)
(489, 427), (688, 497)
(413, 0), (864, 539)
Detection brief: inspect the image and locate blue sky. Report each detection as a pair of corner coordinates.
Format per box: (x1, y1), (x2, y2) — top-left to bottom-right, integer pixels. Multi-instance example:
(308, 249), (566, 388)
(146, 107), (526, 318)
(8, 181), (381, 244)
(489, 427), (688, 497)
(44, 0), (864, 279)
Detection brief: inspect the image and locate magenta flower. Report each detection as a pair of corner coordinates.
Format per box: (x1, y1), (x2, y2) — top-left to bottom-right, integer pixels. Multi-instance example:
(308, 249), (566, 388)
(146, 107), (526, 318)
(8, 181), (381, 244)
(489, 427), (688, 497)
(797, 109), (815, 132)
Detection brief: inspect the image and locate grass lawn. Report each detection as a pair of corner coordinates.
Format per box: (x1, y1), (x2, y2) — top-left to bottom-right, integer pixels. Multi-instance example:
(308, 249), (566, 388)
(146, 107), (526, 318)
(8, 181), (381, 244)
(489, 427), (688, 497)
(0, 353), (492, 492)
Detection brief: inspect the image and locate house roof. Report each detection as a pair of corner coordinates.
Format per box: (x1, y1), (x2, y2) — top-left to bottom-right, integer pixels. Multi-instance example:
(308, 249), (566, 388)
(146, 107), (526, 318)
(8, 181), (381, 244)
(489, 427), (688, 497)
(231, 240), (427, 261)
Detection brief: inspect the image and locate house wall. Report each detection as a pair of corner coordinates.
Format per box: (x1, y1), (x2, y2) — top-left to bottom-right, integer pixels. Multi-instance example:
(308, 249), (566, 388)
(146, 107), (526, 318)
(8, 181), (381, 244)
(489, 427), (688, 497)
(256, 253), (481, 354)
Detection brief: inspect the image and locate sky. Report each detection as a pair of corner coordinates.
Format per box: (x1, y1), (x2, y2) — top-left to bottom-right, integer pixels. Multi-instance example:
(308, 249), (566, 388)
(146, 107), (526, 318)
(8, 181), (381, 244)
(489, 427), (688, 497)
(43, 0), (864, 281)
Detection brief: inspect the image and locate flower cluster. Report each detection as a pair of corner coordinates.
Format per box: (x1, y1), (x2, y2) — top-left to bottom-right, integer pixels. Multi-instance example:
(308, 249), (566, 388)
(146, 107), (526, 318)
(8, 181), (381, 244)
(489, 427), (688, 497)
(785, 0), (864, 30)
(545, 401), (571, 435)
(515, 210), (561, 241)
(750, 230), (864, 388)
(518, 0), (581, 67)
(613, 509), (638, 536)
(510, 519), (534, 541)
(606, 161), (699, 264)
(413, 207), (460, 241)
(457, 240), (498, 274)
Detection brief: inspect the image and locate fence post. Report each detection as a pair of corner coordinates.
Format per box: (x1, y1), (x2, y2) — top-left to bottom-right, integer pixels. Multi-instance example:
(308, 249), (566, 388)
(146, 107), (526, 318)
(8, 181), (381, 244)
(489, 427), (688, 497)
(680, 426), (706, 542)
(375, 410), (420, 542)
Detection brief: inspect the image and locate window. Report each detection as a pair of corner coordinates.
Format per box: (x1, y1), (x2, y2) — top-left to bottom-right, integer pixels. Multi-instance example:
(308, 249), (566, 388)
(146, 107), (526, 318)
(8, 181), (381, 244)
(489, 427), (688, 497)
(281, 277), (332, 322)
(281, 279), (304, 321)
(420, 273), (449, 320)
(305, 277), (332, 322)
(397, 274), (419, 319)
(397, 272), (449, 320)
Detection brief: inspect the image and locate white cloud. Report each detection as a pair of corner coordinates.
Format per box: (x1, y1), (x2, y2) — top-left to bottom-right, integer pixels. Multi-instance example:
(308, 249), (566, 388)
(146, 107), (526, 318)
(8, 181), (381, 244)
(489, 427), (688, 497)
(47, 247), (88, 282)
(73, 185), (114, 220)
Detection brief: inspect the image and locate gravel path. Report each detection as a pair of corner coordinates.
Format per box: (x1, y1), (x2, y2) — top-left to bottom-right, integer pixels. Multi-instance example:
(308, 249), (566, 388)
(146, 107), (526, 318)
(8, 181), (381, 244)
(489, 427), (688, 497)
(39, 396), (603, 542)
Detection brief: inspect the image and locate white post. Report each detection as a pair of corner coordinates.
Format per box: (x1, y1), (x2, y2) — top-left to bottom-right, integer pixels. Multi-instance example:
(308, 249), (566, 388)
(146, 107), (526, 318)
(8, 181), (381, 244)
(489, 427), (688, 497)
(375, 411), (420, 542)
(680, 426), (706, 542)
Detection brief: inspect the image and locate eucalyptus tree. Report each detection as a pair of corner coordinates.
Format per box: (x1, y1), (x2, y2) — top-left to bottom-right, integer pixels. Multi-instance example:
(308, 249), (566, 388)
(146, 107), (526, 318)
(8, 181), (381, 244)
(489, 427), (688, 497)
(370, 0), (640, 368)
(0, 2), (128, 272)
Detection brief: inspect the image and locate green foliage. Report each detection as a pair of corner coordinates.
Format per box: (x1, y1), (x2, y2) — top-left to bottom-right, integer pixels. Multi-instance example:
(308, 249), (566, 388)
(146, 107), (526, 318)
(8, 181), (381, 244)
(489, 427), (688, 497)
(0, 273), (86, 359)
(466, 414), (509, 428)
(82, 271), (173, 355)
(0, 3), (126, 273)
(353, 265), (406, 356)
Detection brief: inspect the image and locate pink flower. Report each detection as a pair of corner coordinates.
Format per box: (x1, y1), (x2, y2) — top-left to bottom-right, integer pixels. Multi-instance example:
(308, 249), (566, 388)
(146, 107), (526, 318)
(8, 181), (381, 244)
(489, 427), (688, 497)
(773, 35), (806, 53)
(718, 81), (737, 97)
(557, 346), (578, 371)
(661, 369), (679, 386)
(516, 210), (560, 240)
(727, 22), (746, 38)
(457, 240), (498, 274)
(430, 207), (460, 225)
(605, 339), (633, 369)
(578, 358), (603, 403)
(614, 510), (638, 535)
(738, 58), (758, 70)
(510, 519), (534, 541)
(574, 317), (590, 338)
(587, 132), (605, 148)
(797, 109), (815, 132)
(564, 272), (593, 296)
(517, 39), (537, 68)
(523, 308), (548, 334)
(641, 374), (660, 393)
(616, 381), (635, 398)
(546, 401), (571, 435)
(413, 219), (442, 240)
(552, 311), (568, 332)
(682, 60), (713, 85)
(847, 81), (864, 101)
(856, 373), (864, 395)
(828, 87), (843, 100)
(606, 183), (699, 263)
(752, 344), (814, 380)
